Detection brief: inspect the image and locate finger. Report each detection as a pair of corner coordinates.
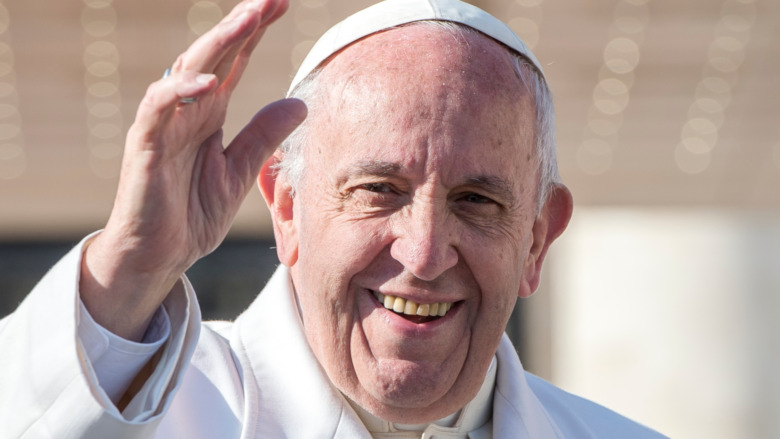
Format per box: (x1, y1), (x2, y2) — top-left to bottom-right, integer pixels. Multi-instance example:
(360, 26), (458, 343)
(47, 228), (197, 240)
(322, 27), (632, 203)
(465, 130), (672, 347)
(218, 26), (268, 92)
(213, 0), (288, 82)
(257, 0), (289, 25)
(225, 98), (307, 186)
(219, 0), (286, 91)
(129, 72), (218, 147)
(175, 0), (284, 81)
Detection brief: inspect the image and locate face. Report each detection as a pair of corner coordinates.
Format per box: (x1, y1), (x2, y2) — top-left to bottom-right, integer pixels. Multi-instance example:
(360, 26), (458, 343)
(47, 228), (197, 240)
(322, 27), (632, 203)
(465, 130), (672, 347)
(264, 25), (570, 423)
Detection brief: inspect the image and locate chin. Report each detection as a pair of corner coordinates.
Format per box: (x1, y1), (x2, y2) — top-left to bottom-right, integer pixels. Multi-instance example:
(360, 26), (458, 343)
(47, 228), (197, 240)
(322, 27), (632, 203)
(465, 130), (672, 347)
(348, 368), (481, 424)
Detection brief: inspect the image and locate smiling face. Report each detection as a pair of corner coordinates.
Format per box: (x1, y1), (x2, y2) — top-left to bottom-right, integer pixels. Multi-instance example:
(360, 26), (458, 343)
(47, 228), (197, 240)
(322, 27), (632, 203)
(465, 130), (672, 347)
(263, 24), (571, 423)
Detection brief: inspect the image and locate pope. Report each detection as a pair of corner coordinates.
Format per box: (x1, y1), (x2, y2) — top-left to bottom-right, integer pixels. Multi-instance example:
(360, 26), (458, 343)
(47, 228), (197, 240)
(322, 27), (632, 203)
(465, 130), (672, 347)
(0, 0), (667, 437)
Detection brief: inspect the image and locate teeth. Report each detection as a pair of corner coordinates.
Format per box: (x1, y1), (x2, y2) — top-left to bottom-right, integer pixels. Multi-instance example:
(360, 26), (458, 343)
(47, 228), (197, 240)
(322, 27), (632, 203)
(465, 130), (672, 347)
(404, 300), (418, 315)
(372, 291), (454, 318)
(392, 297), (405, 313)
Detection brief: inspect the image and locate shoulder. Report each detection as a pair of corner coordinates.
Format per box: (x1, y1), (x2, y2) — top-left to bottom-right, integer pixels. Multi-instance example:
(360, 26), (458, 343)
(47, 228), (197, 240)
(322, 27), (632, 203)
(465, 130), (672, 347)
(524, 373), (668, 438)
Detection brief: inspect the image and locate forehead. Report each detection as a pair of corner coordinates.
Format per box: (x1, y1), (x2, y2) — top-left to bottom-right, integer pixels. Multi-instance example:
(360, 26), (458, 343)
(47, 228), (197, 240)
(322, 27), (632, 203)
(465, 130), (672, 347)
(306, 24), (537, 183)
(318, 23), (529, 106)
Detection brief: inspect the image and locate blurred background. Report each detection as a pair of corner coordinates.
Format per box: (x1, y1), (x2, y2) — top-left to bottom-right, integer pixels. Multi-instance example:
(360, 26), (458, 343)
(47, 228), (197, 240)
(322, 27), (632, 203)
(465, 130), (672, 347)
(0, 0), (778, 437)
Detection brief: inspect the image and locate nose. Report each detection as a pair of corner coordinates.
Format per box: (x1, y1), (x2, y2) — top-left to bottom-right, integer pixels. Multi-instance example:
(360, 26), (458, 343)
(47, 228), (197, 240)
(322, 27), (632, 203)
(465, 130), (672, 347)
(389, 201), (458, 281)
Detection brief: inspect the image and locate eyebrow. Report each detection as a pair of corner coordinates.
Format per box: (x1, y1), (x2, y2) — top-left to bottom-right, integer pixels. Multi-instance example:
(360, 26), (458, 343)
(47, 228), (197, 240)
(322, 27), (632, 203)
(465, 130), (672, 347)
(351, 160), (403, 176)
(335, 160), (405, 188)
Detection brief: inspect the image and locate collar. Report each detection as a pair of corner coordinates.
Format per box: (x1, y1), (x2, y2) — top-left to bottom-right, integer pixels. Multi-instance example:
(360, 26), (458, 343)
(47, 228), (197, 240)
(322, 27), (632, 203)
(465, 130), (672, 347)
(232, 265), (561, 438)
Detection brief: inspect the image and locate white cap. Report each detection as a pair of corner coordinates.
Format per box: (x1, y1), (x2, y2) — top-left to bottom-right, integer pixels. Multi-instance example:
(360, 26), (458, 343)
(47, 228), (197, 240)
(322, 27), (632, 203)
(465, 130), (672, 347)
(287, 0), (543, 96)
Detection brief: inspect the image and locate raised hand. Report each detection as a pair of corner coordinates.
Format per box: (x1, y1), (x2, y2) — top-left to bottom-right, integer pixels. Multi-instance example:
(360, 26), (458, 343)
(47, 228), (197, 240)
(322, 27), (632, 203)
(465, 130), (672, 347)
(79, 0), (306, 341)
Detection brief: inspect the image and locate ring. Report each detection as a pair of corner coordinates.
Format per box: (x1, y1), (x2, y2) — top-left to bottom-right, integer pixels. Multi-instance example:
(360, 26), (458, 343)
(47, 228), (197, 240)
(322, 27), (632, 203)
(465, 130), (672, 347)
(163, 68), (198, 104)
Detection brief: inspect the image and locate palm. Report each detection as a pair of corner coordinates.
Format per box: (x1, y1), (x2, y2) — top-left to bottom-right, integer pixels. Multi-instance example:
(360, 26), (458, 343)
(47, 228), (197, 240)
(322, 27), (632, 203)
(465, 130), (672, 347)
(81, 0), (305, 341)
(127, 91), (238, 269)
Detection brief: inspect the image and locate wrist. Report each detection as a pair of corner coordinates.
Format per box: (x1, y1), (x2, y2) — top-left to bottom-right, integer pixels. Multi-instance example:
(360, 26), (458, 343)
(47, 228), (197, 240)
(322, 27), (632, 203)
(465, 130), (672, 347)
(79, 231), (183, 341)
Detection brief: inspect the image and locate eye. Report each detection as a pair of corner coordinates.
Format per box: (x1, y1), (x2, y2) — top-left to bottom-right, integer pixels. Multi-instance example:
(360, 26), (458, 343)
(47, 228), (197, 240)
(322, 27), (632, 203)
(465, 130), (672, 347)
(453, 192), (504, 221)
(348, 182), (404, 212)
(359, 182), (394, 193)
(460, 192), (493, 204)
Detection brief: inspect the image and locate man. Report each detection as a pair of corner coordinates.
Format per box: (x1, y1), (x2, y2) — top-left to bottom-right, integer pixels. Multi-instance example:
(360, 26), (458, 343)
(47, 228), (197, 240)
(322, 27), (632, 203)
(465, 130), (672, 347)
(0, 0), (665, 437)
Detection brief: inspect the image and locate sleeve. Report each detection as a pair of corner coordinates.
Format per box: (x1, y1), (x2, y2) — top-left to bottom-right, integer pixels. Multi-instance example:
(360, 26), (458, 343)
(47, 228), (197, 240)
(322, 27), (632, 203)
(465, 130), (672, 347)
(0, 233), (203, 439)
(78, 298), (170, 403)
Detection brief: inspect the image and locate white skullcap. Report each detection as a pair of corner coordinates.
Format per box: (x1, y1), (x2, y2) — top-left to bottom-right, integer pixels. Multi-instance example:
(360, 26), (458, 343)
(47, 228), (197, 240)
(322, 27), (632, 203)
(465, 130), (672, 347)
(287, 0), (544, 96)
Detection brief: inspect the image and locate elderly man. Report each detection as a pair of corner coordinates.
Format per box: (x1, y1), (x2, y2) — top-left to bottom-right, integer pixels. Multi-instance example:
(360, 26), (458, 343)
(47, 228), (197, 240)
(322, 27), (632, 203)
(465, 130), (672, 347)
(0, 0), (665, 437)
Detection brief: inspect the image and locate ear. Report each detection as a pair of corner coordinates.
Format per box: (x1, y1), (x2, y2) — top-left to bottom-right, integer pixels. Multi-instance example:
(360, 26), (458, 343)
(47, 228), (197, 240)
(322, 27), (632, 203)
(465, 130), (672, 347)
(258, 154), (298, 267)
(518, 184), (573, 298)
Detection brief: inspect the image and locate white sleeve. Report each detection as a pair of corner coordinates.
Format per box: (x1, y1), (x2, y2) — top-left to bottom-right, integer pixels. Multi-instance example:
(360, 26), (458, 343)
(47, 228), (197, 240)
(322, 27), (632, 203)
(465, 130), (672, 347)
(0, 233), (202, 438)
(77, 299), (170, 403)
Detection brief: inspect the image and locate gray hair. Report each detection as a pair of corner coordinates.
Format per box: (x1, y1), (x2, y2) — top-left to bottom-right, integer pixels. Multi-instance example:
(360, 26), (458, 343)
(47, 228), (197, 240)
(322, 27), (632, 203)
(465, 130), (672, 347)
(276, 21), (560, 213)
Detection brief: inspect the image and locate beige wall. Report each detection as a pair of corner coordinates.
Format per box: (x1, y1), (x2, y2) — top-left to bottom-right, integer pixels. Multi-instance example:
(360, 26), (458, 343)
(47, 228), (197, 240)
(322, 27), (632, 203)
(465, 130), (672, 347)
(545, 208), (780, 438)
(0, 0), (778, 240)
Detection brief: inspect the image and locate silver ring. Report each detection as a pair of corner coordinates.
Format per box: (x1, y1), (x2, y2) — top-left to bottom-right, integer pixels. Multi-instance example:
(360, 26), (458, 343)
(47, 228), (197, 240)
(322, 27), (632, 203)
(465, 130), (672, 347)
(163, 68), (198, 104)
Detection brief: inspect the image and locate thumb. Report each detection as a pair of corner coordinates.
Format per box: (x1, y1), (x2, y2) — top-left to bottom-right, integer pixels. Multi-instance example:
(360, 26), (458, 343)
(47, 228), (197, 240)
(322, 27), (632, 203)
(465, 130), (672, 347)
(226, 98), (307, 185)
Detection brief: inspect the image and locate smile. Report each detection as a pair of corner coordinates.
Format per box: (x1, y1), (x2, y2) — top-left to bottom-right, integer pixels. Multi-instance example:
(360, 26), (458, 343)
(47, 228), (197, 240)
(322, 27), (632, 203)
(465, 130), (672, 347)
(371, 290), (454, 318)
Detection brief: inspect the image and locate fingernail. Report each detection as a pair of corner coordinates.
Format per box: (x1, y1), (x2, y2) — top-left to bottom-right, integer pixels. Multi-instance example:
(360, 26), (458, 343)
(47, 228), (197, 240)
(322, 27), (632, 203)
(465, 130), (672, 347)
(196, 73), (215, 84)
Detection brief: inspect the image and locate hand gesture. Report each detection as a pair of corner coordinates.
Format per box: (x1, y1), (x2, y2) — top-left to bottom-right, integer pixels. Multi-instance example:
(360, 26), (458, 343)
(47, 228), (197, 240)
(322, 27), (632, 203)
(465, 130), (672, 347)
(80, 0), (306, 341)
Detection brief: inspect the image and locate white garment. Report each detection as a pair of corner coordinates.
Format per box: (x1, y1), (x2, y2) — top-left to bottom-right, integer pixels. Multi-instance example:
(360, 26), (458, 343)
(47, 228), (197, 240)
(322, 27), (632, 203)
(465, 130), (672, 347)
(0, 236), (667, 438)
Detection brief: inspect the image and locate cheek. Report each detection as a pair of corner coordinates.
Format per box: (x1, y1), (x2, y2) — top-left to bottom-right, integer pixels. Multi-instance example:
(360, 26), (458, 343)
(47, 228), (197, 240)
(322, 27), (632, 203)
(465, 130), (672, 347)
(460, 226), (529, 331)
(462, 225), (528, 284)
(293, 202), (394, 329)
(469, 267), (519, 357)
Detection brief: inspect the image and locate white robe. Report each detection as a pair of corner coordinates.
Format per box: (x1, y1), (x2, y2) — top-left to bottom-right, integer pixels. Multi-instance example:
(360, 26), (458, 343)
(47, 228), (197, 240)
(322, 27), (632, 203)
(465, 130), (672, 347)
(0, 236), (667, 438)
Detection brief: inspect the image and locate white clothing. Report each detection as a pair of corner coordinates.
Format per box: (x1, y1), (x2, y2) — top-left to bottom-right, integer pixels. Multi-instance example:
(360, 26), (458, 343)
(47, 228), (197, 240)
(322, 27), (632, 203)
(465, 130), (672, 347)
(0, 236), (667, 438)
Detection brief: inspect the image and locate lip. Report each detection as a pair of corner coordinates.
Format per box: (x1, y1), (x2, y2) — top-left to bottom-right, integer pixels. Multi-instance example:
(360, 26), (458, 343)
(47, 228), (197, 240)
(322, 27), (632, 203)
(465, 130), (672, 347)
(363, 288), (461, 335)
(372, 285), (465, 308)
